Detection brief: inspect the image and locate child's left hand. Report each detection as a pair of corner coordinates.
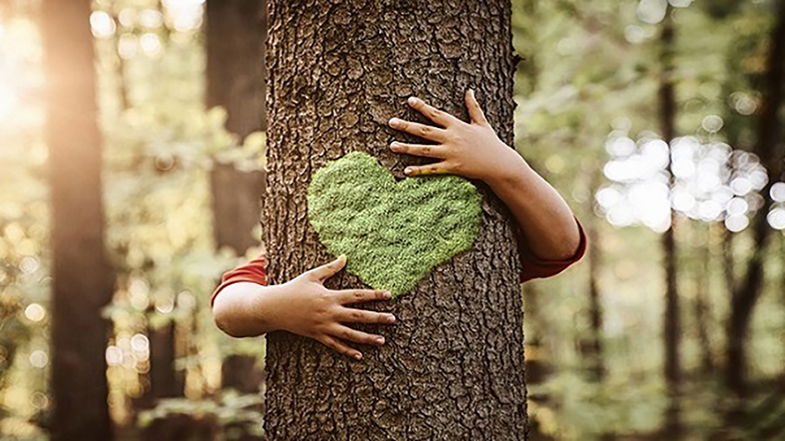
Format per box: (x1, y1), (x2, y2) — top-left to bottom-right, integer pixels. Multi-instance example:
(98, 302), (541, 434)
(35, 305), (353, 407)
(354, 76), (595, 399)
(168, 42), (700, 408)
(388, 89), (526, 184)
(388, 89), (583, 262)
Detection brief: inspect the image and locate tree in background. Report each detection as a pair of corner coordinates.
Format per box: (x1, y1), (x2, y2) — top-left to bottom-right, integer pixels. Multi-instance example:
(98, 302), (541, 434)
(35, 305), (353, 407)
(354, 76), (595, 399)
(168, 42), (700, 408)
(205, 0), (267, 439)
(42, 0), (115, 440)
(262, 1), (528, 439)
(657, 7), (683, 438)
(725, 0), (785, 399)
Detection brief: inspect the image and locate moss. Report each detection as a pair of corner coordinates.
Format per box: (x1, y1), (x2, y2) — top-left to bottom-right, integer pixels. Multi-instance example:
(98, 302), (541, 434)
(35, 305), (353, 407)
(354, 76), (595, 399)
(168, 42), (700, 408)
(307, 151), (483, 297)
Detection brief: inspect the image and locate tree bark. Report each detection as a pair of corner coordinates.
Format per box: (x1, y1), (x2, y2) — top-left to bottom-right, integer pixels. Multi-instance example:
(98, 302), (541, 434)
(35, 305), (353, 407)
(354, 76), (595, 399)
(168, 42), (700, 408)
(725, 0), (785, 398)
(42, 1), (115, 440)
(263, 1), (525, 439)
(658, 9), (683, 438)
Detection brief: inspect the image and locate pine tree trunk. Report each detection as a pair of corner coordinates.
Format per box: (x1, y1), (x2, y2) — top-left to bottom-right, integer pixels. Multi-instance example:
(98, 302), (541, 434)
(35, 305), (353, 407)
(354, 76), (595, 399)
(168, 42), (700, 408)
(263, 1), (526, 439)
(42, 1), (115, 440)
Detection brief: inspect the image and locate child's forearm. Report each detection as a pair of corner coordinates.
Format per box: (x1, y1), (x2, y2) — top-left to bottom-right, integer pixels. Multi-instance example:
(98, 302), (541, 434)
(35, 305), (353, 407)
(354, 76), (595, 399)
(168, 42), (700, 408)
(211, 256), (395, 359)
(387, 91), (581, 261)
(212, 282), (284, 338)
(485, 153), (581, 260)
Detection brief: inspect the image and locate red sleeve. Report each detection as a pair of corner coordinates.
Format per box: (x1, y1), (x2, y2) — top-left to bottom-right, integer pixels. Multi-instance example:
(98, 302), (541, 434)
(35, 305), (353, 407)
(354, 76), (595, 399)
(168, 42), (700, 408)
(210, 252), (268, 307)
(518, 218), (587, 283)
(210, 220), (586, 305)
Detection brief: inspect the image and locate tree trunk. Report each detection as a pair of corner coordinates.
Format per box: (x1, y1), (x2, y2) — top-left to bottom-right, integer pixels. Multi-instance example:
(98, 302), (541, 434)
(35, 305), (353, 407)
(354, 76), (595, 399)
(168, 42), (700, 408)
(206, 0), (267, 136)
(205, 3), (267, 440)
(263, 1), (525, 440)
(658, 9), (683, 438)
(585, 174), (605, 381)
(141, 318), (187, 441)
(205, 0), (267, 377)
(725, 0), (785, 398)
(147, 320), (182, 399)
(42, 1), (115, 440)
(693, 224), (714, 374)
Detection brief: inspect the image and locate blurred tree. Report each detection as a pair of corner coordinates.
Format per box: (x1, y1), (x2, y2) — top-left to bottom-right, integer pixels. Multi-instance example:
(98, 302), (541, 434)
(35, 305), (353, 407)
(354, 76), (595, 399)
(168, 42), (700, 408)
(41, 0), (115, 440)
(262, 1), (528, 439)
(725, 0), (785, 399)
(205, 1), (267, 439)
(584, 172), (605, 382)
(692, 225), (715, 374)
(657, 8), (683, 439)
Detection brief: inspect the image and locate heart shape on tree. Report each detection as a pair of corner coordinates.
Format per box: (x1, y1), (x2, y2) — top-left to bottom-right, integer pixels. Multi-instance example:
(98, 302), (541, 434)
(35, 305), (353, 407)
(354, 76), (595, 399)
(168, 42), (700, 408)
(307, 151), (483, 297)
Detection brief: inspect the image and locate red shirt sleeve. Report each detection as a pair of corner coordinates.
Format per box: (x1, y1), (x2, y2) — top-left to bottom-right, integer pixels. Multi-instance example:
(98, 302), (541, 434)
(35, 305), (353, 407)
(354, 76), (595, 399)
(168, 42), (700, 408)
(210, 219), (586, 305)
(209, 253), (268, 307)
(517, 217), (587, 282)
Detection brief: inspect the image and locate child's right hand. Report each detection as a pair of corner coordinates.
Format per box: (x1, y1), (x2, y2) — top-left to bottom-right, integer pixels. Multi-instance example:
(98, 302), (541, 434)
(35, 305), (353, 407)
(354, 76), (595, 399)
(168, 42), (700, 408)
(274, 255), (396, 360)
(212, 254), (396, 361)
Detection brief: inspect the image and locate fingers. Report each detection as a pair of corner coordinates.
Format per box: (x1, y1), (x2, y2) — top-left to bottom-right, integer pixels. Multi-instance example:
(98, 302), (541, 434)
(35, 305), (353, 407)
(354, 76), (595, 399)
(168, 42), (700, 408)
(334, 288), (392, 304)
(335, 306), (397, 325)
(317, 334), (363, 360)
(406, 96), (459, 127)
(404, 161), (451, 176)
(388, 117), (447, 143)
(307, 254), (347, 281)
(465, 89), (490, 127)
(389, 141), (448, 159)
(328, 324), (386, 347)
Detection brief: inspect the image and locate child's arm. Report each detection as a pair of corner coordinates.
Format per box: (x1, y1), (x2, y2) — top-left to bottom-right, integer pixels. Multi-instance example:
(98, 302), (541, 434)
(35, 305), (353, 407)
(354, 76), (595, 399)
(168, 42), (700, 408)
(388, 90), (583, 265)
(212, 255), (396, 360)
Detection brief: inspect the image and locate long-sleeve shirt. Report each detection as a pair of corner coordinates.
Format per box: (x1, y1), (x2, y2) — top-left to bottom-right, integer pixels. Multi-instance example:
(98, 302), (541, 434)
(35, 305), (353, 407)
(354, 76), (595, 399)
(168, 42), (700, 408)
(210, 219), (586, 306)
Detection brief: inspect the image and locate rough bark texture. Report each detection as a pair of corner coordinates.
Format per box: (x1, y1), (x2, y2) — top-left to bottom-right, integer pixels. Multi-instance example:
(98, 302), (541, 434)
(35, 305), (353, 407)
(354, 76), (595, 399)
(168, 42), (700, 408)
(263, 1), (526, 439)
(658, 10), (683, 438)
(205, 0), (267, 404)
(42, 1), (115, 440)
(725, 0), (785, 398)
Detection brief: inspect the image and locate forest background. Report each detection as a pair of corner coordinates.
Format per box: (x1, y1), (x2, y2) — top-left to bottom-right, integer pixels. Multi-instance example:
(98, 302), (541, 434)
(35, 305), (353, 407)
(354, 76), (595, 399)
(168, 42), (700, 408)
(1, 0), (784, 440)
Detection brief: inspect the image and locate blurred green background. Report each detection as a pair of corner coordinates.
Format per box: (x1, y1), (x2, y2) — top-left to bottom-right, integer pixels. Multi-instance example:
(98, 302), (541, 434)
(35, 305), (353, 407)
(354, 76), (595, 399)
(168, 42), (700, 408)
(1, 0), (784, 440)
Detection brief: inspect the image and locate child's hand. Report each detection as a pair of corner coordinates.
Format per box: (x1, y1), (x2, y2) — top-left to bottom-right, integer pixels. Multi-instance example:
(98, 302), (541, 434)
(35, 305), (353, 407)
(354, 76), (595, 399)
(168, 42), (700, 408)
(388, 89), (526, 184)
(274, 255), (395, 360)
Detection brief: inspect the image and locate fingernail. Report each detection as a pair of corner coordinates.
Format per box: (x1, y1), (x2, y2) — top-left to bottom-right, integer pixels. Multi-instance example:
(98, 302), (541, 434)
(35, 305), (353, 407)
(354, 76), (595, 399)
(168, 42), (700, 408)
(354, 353), (362, 360)
(388, 118), (400, 127)
(407, 96), (418, 105)
(383, 291), (392, 298)
(390, 142), (400, 149)
(387, 314), (396, 323)
(404, 167), (412, 175)
(376, 336), (385, 344)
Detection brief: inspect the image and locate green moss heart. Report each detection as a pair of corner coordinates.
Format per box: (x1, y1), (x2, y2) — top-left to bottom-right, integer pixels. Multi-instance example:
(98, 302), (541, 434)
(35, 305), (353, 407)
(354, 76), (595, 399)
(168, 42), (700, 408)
(307, 151), (482, 297)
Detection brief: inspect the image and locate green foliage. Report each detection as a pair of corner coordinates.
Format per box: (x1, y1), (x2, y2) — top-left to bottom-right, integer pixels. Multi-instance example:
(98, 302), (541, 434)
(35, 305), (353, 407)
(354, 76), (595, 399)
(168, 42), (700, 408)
(307, 152), (482, 296)
(138, 390), (264, 438)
